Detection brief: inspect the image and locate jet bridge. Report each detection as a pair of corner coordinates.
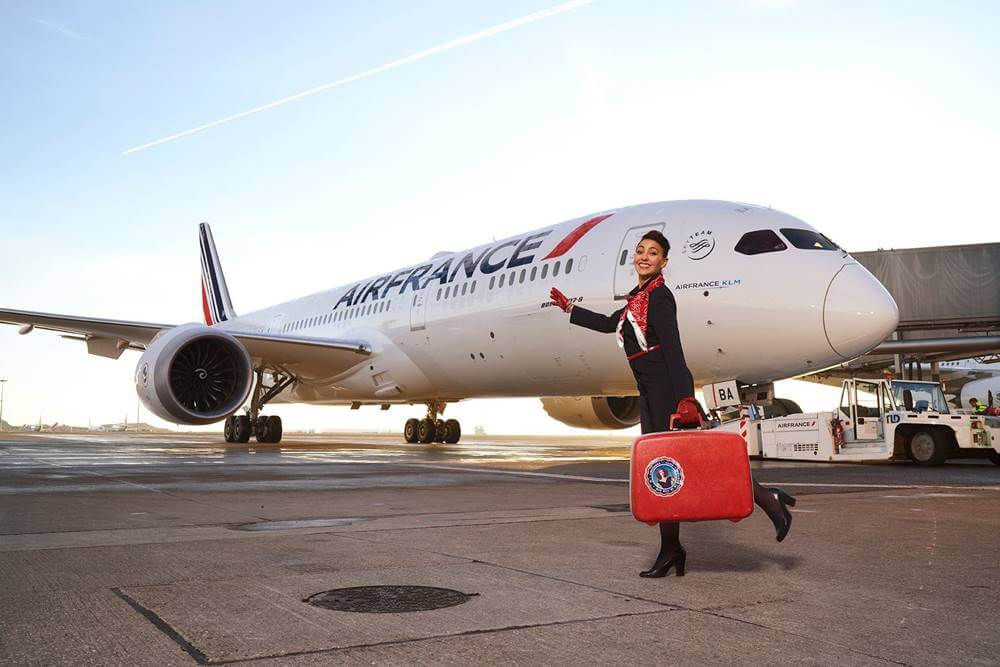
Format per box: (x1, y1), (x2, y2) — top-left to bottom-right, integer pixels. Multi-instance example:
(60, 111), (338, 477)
(841, 243), (1000, 380)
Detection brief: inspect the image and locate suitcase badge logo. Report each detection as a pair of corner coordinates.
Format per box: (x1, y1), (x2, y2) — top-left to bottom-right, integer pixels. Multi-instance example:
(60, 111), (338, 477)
(645, 457), (684, 497)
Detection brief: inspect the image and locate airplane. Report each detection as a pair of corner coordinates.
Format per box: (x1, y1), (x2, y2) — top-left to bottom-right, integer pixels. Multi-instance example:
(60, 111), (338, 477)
(945, 358), (1000, 409)
(0, 200), (900, 444)
(806, 355), (1000, 409)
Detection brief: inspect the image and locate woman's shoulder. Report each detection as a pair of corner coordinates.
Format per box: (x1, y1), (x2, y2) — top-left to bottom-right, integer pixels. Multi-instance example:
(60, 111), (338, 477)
(649, 283), (676, 303)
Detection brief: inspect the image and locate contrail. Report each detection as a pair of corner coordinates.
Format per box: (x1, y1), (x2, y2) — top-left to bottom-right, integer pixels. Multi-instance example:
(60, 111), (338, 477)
(122, 0), (594, 155)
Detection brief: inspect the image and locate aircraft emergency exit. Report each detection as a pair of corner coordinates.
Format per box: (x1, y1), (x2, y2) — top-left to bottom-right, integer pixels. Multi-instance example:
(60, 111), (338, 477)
(0, 200), (900, 444)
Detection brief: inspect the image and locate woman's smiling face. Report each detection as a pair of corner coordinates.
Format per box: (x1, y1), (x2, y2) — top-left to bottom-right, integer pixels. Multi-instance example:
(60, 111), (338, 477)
(634, 239), (667, 282)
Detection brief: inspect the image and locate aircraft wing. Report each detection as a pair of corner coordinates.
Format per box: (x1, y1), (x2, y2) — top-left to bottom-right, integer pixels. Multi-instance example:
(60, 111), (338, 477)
(230, 332), (371, 379)
(0, 308), (372, 375)
(0, 307), (170, 357)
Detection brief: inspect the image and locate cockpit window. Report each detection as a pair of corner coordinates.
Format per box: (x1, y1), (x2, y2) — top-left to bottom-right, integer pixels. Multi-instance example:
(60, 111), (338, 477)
(780, 228), (839, 250)
(734, 230), (787, 256)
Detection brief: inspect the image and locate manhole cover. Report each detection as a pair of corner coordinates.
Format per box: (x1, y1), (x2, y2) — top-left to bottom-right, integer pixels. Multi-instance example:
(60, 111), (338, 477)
(305, 585), (475, 613)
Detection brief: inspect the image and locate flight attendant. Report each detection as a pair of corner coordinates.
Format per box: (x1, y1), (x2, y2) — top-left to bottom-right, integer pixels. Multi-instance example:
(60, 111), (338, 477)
(550, 230), (795, 577)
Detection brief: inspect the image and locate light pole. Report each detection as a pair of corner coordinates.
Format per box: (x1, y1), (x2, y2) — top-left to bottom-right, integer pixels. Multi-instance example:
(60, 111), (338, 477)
(0, 379), (6, 432)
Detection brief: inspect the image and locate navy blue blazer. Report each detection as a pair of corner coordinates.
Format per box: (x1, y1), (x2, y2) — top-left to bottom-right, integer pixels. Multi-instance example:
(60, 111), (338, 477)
(570, 282), (695, 401)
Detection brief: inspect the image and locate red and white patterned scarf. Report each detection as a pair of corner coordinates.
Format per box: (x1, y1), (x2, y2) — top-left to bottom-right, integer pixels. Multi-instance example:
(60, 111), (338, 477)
(616, 273), (665, 350)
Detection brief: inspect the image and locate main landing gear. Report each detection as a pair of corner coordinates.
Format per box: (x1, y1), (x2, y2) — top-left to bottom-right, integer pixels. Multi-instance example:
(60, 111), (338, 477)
(404, 402), (461, 444)
(224, 369), (294, 444)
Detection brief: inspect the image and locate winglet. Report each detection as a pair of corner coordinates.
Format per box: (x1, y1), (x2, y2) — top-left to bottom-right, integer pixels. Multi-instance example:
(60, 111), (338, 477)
(199, 223), (237, 324)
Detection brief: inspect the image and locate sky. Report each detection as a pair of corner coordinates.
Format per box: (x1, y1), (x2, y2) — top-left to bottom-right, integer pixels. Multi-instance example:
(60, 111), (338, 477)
(1, 0), (998, 433)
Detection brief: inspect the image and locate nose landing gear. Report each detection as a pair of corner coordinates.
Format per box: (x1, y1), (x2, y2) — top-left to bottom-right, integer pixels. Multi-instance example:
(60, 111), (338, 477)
(404, 403), (461, 444)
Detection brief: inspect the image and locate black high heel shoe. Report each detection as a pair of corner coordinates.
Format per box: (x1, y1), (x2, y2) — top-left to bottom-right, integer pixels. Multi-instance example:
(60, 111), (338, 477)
(768, 487), (796, 542)
(639, 547), (687, 578)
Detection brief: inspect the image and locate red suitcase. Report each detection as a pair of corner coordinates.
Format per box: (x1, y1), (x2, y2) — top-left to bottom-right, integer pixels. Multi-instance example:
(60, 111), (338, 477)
(630, 413), (753, 525)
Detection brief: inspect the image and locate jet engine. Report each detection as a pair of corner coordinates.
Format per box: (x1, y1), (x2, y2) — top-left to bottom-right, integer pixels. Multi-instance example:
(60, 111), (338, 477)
(960, 377), (1000, 409)
(135, 324), (253, 425)
(540, 396), (641, 430)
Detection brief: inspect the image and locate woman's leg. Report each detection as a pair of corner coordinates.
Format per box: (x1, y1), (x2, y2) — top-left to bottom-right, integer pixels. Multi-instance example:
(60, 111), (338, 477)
(640, 522), (686, 577)
(637, 374), (685, 575)
(752, 479), (795, 542)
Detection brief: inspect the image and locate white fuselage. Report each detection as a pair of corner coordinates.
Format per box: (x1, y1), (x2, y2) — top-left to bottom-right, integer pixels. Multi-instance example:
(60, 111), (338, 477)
(215, 200), (898, 404)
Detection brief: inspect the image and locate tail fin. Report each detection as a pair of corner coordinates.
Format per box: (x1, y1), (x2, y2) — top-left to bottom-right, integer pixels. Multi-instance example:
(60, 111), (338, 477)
(199, 223), (237, 325)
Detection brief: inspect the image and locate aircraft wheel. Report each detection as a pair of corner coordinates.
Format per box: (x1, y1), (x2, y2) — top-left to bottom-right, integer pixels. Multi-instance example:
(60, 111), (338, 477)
(253, 416), (271, 442)
(224, 416), (236, 443)
(233, 415), (252, 443)
(434, 419), (447, 443)
(762, 398), (803, 419)
(417, 418), (436, 444)
(907, 429), (949, 466)
(266, 416), (282, 443)
(404, 418), (420, 443)
(444, 419), (461, 444)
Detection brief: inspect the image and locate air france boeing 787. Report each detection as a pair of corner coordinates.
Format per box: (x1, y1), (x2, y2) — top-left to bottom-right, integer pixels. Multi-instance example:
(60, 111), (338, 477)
(0, 200), (899, 444)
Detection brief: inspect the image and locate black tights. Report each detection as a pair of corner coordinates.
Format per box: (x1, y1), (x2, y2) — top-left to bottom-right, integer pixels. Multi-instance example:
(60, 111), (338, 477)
(652, 479), (787, 562)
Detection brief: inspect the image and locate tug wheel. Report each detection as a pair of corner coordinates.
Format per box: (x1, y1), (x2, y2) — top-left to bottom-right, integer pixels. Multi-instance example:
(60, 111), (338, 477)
(907, 429), (949, 466)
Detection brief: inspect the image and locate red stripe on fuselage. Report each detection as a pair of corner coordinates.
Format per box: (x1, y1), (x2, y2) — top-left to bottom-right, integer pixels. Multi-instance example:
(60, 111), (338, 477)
(201, 281), (213, 325)
(542, 213), (613, 259)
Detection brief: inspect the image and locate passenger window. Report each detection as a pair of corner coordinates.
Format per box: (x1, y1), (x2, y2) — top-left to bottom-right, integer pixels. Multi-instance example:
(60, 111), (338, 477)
(462, 283), (468, 296)
(619, 249), (628, 265)
(508, 271), (515, 287)
(554, 261), (561, 277)
(530, 266), (537, 281)
(566, 258), (574, 273)
(542, 264), (549, 279)
(779, 228), (839, 250)
(499, 274), (506, 288)
(519, 270), (525, 284)
(436, 288), (442, 301)
(471, 281), (477, 294)
(735, 230), (787, 255)
(489, 276), (495, 290)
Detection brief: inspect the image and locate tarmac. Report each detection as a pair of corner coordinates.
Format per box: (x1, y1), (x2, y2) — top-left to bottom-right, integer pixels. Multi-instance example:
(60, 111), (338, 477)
(1, 431), (999, 665)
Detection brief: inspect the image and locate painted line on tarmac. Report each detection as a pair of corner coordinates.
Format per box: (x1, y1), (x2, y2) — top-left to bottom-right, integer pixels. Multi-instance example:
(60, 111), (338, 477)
(398, 467), (1000, 492)
(399, 463), (624, 483)
(770, 482), (1000, 491)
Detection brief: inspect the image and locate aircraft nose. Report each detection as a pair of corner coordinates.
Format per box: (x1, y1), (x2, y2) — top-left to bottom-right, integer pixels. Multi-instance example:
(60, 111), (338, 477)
(823, 263), (899, 359)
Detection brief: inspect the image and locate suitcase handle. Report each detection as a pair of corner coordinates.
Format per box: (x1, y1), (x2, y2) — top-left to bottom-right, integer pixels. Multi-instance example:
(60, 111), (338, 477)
(669, 398), (705, 430)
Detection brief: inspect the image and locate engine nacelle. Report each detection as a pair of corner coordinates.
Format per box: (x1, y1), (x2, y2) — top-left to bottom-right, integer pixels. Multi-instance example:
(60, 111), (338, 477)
(960, 377), (1000, 410)
(135, 324), (253, 425)
(541, 396), (641, 430)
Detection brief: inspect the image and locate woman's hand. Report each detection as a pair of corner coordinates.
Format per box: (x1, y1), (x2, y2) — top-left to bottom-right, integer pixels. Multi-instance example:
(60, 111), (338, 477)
(675, 397), (703, 425)
(549, 288), (573, 313)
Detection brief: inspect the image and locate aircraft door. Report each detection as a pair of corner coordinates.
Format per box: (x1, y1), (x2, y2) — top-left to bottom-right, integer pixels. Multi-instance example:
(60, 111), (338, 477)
(614, 223), (666, 299)
(409, 290), (429, 332)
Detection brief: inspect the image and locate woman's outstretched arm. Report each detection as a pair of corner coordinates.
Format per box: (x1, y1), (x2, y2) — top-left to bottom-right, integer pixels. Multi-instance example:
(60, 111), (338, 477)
(551, 287), (622, 333)
(569, 305), (624, 333)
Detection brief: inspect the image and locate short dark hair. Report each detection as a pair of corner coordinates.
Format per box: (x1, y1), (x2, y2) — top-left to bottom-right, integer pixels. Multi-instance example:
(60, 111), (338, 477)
(640, 230), (670, 255)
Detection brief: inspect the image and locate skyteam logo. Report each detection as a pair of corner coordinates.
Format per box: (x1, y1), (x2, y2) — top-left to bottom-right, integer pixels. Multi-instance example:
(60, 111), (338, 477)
(645, 457), (684, 497)
(682, 229), (715, 260)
